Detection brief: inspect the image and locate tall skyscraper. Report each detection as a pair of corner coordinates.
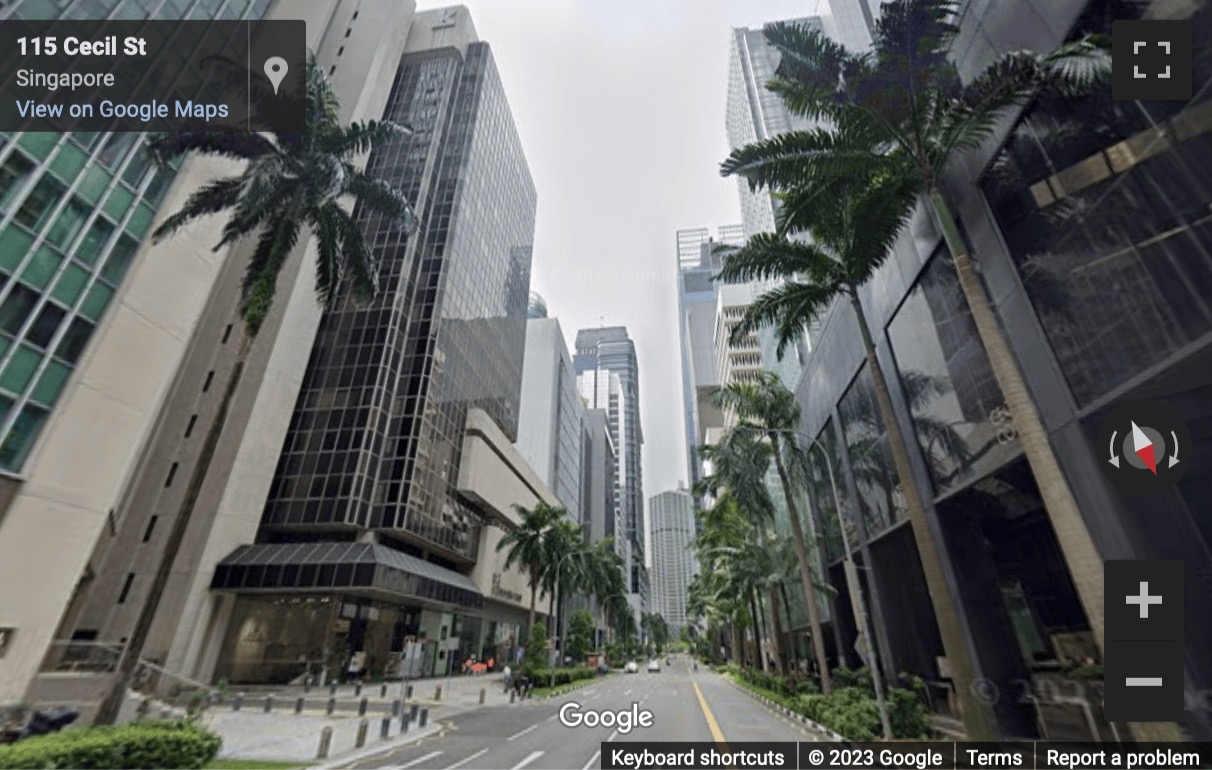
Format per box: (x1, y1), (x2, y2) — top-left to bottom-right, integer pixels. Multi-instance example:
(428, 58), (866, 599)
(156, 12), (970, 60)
(0, 0), (289, 711)
(725, 18), (827, 388)
(648, 488), (696, 631)
(516, 314), (585, 524)
(824, 0), (880, 50)
(33, 5), (548, 708)
(574, 327), (648, 618)
(676, 226), (743, 495)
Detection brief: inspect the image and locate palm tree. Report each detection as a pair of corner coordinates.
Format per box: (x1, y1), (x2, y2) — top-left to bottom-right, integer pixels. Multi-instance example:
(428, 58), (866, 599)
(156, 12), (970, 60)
(720, 0), (1112, 737)
(498, 502), (564, 635)
(94, 58), (416, 726)
(710, 372), (834, 692)
(541, 518), (588, 660)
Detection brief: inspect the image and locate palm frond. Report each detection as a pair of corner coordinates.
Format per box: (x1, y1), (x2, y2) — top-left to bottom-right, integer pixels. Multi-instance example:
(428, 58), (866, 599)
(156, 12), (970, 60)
(322, 119), (412, 156)
(241, 215), (302, 331)
(146, 131), (277, 164)
(346, 172), (416, 232)
(715, 233), (840, 286)
(733, 282), (836, 359)
(720, 128), (887, 192)
(151, 176), (244, 242)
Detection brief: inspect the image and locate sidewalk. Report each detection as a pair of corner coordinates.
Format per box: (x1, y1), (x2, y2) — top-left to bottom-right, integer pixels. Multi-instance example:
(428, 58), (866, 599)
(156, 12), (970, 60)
(202, 674), (521, 764)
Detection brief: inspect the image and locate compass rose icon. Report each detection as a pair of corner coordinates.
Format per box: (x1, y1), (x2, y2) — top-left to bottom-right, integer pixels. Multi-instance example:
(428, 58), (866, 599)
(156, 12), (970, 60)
(1099, 400), (1191, 494)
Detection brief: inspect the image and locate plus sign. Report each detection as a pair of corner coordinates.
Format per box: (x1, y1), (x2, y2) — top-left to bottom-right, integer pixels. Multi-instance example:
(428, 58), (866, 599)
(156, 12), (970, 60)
(1126, 581), (1163, 619)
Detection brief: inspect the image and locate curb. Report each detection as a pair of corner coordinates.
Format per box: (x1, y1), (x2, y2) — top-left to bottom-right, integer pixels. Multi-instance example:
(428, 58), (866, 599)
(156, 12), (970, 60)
(308, 720), (444, 770)
(532, 676), (602, 701)
(722, 675), (847, 742)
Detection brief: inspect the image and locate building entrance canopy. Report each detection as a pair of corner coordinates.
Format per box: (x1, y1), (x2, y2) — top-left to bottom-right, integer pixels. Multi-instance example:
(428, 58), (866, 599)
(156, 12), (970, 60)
(212, 542), (484, 610)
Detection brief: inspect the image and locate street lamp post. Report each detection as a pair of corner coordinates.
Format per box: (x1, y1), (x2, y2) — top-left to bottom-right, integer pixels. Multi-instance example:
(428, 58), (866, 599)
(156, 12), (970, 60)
(736, 425), (893, 740)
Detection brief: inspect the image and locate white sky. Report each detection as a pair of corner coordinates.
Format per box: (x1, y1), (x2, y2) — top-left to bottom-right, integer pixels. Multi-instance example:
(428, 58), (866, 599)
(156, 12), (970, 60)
(416, 0), (827, 545)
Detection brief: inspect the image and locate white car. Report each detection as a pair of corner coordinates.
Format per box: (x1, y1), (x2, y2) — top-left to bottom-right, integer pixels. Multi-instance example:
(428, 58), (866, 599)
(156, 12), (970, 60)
(624, 660), (638, 673)
(647, 659), (661, 672)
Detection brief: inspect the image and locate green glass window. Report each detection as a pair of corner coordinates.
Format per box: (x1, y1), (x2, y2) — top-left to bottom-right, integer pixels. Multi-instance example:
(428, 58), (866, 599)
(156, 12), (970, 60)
(80, 283), (114, 321)
(0, 395), (12, 429)
(76, 165), (110, 204)
(143, 167), (173, 207)
(103, 185), (134, 222)
(0, 284), (39, 335)
(0, 153), (36, 211)
(0, 403), (50, 471)
(97, 133), (135, 169)
(101, 235), (138, 284)
(50, 144), (88, 182)
(51, 264), (90, 306)
(31, 361), (70, 407)
(45, 196), (89, 249)
(20, 246), (63, 290)
(126, 203), (154, 240)
(15, 132), (57, 160)
(27, 303), (66, 349)
(1, 344), (42, 393)
(55, 317), (95, 364)
(75, 218), (115, 266)
(0, 337), (11, 360)
(0, 226), (35, 272)
(121, 147), (152, 188)
(71, 132), (101, 151)
(14, 176), (66, 232)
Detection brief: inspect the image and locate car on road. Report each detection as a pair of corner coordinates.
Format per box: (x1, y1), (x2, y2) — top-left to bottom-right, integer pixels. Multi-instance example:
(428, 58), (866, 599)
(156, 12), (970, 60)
(624, 660), (638, 673)
(647, 659), (661, 672)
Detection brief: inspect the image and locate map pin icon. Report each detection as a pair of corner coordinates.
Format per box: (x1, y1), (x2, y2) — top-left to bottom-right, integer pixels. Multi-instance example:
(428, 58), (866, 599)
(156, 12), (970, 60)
(264, 57), (288, 95)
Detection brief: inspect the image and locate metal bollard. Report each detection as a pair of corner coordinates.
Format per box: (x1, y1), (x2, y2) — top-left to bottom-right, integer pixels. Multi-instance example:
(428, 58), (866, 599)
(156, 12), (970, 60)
(419, 707), (428, 728)
(406, 684), (413, 699)
(316, 726), (333, 760)
(233, 693), (244, 711)
(329, 682), (338, 696)
(326, 697), (336, 716)
(358, 697), (368, 716)
(391, 699), (401, 717)
(354, 681), (362, 697)
(304, 677), (311, 694)
(381, 716), (392, 739)
(434, 685), (442, 701)
(479, 688), (486, 704)
(510, 690), (515, 703)
(264, 695), (273, 713)
(409, 703), (419, 720)
(400, 713), (410, 733)
(380, 683), (388, 698)
(355, 718), (368, 749)
(295, 697), (305, 714)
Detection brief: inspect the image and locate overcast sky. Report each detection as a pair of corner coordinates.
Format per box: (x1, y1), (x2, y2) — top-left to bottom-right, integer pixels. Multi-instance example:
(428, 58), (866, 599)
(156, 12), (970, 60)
(416, 0), (827, 546)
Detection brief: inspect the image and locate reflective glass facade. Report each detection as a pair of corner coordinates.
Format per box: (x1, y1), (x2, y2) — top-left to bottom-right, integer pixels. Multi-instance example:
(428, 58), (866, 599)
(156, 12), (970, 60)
(886, 251), (1023, 497)
(980, 2), (1212, 408)
(837, 364), (906, 538)
(0, 0), (268, 471)
(262, 42), (536, 564)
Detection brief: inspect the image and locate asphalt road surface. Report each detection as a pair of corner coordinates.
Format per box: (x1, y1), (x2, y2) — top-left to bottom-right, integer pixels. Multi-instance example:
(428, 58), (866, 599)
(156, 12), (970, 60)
(334, 657), (824, 769)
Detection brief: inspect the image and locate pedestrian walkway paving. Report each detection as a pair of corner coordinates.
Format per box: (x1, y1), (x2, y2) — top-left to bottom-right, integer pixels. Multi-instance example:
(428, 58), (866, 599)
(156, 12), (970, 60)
(200, 674), (522, 764)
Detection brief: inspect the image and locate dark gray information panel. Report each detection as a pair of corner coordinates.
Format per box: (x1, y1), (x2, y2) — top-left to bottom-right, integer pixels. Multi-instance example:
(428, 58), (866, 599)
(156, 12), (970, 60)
(0, 19), (305, 132)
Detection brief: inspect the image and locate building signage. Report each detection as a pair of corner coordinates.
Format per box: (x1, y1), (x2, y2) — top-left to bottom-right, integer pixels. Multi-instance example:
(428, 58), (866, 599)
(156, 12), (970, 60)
(491, 573), (524, 604)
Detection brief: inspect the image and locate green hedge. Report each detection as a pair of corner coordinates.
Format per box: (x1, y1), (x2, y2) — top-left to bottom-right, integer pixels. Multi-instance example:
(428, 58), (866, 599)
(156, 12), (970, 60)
(0, 720), (221, 769)
(524, 666), (596, 687)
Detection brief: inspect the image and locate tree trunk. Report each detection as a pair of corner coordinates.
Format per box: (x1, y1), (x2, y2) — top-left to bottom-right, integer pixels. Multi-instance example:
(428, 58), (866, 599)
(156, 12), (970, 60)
(730, 625), (742, 666)
(747, 589), (763, 670)
(769, 586), (786, 674)
(928, 192), (1181, 742)
(769, 437), (832, 694)
(95, 335), (255, 725)
(849, 287), (996, 739)
(779, 582), (797, 668)
(528, 577), (538, 638)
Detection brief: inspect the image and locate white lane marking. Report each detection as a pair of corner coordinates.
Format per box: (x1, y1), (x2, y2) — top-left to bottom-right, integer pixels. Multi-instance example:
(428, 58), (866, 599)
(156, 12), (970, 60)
(511, 751), (545, 769)
(607, 729), (619, 742)
(623, 689), (632, 695)
(547, 713), (558, 721)
(507, 724), (539, 741)
(581, 749), (601, 770)
(444, 748), (488, 769)
(401, 751), (443, 768)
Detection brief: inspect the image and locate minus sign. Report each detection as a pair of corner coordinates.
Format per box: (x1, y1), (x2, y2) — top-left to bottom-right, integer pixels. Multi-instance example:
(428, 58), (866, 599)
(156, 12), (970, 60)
(1126, 678), (1163, 686)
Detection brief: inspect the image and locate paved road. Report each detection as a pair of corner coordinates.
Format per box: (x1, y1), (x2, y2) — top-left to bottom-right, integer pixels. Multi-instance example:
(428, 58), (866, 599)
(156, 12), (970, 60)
(329, 657), (824, 769)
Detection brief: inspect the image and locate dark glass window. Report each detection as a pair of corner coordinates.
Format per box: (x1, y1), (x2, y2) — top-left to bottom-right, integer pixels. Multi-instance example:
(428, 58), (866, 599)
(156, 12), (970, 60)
(887, 252), (1022, 495)
(117, 573), (135, 604)
(55, 317), (95, 364)
(837, 364), (905, 536)
(27, 303), (66, 348)
(0, 284), (40, 335)
(980, 0), (1212, 405)
(14, 176), (65, 232)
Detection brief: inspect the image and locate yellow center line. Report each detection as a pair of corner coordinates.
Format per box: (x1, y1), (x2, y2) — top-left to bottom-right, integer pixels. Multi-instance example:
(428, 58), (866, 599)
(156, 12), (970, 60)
(691, 678), (728, 747)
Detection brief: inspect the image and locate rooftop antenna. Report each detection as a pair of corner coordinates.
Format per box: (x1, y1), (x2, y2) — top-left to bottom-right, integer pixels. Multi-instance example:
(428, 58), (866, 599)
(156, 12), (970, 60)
(598, 315), (605, 328)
